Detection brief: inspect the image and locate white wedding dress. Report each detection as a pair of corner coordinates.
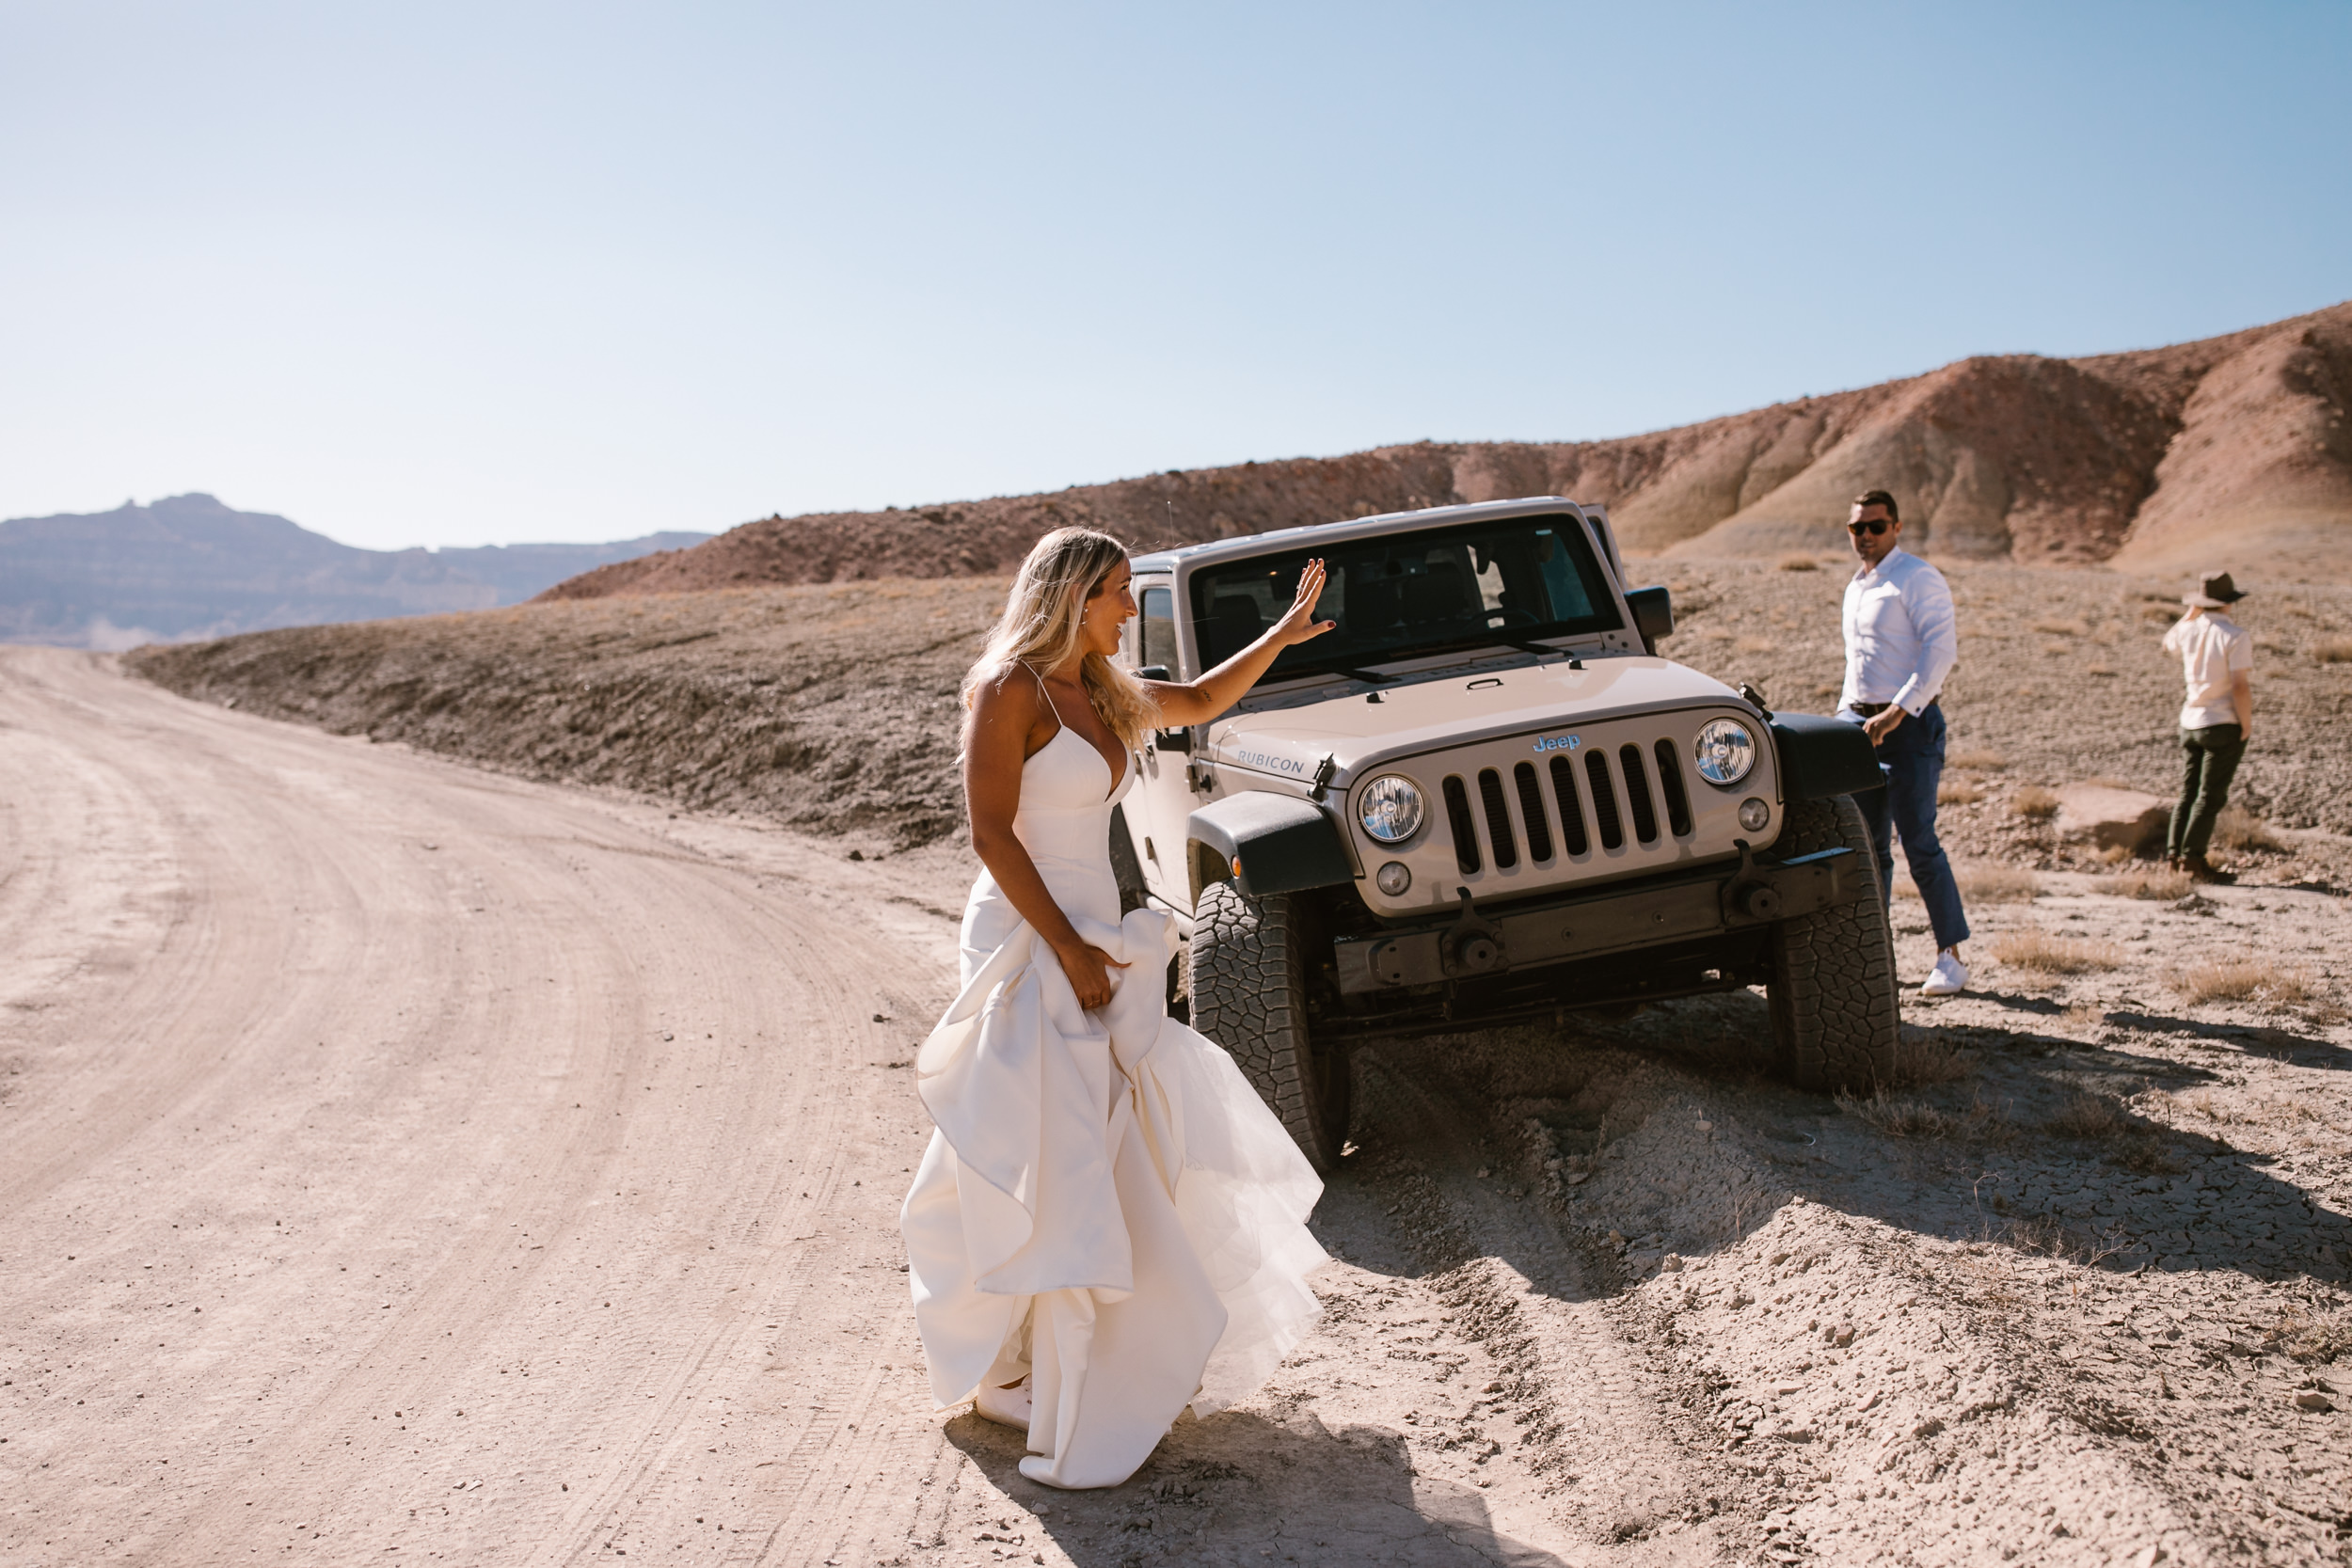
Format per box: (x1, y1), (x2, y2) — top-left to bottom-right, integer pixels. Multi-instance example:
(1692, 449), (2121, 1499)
(899, 676), (1328, 1489)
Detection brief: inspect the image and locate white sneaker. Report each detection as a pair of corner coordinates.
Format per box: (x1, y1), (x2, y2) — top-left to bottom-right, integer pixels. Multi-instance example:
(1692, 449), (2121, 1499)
(1919, 950), (1968, 997)
(974, 1376), (1032, 1430)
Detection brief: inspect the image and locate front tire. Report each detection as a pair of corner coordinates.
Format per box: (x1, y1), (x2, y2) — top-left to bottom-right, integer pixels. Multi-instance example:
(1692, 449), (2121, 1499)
(1767, 795), (1900, 1091)
(1188, 881), (1351, 1172)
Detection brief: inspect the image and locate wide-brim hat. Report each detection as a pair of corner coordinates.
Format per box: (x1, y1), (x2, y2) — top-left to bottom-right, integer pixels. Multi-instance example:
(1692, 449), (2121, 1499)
(2183, 570), (2248, 609)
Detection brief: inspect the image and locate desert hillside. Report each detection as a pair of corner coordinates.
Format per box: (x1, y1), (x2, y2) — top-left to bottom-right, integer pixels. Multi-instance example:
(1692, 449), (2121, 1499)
(131, 564), (2352, 854)
(544, 301), (2352, 601)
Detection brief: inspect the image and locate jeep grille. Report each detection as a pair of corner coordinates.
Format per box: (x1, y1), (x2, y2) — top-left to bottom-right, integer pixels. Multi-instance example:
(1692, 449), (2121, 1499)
(1352, 704), (1781, 917)
(1445, 736), (1708, 868)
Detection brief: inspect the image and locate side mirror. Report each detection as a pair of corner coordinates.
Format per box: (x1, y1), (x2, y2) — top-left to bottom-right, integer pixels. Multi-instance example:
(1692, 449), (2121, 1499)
(1137, 665), (1172, 682)
(1625, 585), (1674, 655)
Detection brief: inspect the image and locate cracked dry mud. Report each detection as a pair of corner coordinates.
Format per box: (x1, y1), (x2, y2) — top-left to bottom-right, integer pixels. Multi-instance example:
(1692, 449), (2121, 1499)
(7, 646), (2349, 1567)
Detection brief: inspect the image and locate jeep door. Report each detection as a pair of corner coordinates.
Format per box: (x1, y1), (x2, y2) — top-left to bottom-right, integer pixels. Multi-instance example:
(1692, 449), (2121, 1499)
(1120, 578), (1196, 913)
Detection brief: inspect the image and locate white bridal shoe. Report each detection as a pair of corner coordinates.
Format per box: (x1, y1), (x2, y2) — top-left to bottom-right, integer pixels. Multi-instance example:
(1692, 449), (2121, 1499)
(1919, 949), (1968, 997)
(974, 1377), (1032, 1431)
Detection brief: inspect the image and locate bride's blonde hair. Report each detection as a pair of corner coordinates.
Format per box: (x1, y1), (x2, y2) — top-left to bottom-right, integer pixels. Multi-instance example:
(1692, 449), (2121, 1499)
(964, 527), (1158, 749)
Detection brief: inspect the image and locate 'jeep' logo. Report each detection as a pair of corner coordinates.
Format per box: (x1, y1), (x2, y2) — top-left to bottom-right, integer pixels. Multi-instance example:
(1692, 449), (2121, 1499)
(1532, 733), (1582, 753)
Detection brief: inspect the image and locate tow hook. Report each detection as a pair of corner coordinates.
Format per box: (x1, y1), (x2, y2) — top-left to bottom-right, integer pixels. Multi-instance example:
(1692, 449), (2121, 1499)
(1440, 888), (1509, 976)
(1722, 839), (1783, 922)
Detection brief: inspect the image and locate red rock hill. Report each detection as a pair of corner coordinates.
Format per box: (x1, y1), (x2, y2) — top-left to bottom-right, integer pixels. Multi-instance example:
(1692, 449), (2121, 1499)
(543, 300), (2352, 599)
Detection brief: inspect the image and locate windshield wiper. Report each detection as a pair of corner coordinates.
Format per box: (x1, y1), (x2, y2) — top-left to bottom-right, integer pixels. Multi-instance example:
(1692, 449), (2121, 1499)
(1496, 636), (1584, 666)
(1330, 665), (1399, 686)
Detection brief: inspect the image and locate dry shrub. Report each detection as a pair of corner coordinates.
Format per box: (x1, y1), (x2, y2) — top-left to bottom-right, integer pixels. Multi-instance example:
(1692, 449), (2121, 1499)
(1776, 553), (1820, 572)
(2011, 786), (2060, 820)
(2177, 960), (2312, 1006)
(1938, 780), (1984, 806)
(2314, 637), (2352, 665)
(2093, 867), (2193, 901)
(2212, 807), (2290, 853)
(1886, 1031), (1977, 1087)
(2096, 843), (2134, 865)
(1991, 932), (2122, 974)
(1948, 748), (2008, 771)
(2264, 1305), (2352, 1364)
(1836, 1087), (1957, 1139)
(1736, 636), (1777, 654)
(2033, 618), (2088, 637)
(1956, 863), (2039, 903)
(2140, 602), (2181, 624)
(2046, 1091), (2122, 1139)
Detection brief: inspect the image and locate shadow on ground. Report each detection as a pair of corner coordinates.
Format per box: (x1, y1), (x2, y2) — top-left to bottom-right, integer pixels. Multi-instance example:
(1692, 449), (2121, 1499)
(1337, 988), (2352, 1295)
(944, 1409), (1566, 1567)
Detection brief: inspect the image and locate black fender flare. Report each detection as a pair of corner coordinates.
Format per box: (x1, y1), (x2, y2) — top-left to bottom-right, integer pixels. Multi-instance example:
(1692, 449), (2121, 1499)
(1769, 712), (1883, 801)
(1186, 793), (1357, 901)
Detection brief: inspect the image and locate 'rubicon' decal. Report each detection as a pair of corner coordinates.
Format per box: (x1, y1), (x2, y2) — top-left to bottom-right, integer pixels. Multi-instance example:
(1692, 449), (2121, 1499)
(1531, 733), (1582, 753)
(1232, 747), (1311, 776)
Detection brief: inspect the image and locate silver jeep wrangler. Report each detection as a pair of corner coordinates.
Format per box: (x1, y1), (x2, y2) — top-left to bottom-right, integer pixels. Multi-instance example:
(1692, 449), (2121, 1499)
(1111, 498), (1899, 1171)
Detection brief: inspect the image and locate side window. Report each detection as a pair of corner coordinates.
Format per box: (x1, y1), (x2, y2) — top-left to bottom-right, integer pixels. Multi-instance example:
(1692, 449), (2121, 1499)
(1140, 586), (1177, 672)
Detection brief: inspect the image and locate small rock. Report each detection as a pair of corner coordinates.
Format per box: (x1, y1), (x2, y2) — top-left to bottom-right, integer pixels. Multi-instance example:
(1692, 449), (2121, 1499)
(1661, 1254), (1685, 1273)
(2294, 1390), (2335, 1413)
(848, 848), (865, 862)
(2054, 784), (2170, 854)
(872, 1012), (890, 1022)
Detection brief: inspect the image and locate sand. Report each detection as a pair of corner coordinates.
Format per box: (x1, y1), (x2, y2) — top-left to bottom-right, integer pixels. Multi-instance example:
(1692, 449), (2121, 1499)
(8, 647), (2349, 1564)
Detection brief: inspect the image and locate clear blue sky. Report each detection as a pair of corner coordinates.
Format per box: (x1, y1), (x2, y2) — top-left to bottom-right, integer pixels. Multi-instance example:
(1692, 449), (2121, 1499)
(4, 2), (2346, 550)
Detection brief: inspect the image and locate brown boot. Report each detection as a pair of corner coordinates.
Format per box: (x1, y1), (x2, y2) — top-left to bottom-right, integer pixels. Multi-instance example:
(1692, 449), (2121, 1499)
(2184, 853), (2235, 885)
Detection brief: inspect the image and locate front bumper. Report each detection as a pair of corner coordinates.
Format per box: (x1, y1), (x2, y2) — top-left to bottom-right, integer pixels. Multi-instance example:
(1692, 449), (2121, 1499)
(1332, 846), (1858, 996)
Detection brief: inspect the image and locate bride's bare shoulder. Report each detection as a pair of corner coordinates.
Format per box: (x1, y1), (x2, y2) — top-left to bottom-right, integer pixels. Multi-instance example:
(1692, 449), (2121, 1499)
(966, 661), (1048, 727)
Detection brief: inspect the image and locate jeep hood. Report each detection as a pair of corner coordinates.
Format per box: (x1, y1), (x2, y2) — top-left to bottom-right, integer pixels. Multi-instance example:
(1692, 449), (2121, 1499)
(1204, 657), (1750, 784)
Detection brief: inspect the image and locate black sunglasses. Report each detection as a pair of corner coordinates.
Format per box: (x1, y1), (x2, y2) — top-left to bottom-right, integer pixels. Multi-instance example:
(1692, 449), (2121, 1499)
(1847, 519), (1892, 536)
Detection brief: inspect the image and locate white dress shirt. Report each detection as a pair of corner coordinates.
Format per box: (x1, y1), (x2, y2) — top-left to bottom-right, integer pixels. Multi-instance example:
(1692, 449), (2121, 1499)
(2160, 611), (2252, 729)
(1839, 546), (1959, 717)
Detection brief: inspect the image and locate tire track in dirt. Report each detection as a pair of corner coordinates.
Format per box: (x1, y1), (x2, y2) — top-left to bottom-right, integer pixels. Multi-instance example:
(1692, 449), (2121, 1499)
(0, 650), (948, 1566)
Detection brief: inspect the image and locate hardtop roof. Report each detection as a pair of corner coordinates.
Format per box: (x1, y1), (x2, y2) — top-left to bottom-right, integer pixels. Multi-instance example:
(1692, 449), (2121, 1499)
(1127, 496), (1604, 576)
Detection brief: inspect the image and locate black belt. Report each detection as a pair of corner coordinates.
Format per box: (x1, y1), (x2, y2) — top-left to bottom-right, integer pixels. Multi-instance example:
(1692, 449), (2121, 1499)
(1851, 701), (1893, 718)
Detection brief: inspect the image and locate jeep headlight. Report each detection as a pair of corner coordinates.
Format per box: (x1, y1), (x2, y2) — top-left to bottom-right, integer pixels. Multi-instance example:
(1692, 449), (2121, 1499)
(1693, 719), (1756, 786)
(1358, 774), (1425, 843)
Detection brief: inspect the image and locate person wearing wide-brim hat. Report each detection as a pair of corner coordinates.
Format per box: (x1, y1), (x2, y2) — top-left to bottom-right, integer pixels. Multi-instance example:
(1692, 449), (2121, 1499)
(2161, 571), (2255, 883)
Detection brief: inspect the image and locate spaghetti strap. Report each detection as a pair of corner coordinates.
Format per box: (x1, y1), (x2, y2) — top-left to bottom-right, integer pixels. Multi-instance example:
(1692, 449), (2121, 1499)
(1021, 662), (1063, 728)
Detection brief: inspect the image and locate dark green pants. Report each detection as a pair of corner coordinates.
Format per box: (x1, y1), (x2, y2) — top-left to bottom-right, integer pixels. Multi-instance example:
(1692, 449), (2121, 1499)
(2169, 723), (2246, 859)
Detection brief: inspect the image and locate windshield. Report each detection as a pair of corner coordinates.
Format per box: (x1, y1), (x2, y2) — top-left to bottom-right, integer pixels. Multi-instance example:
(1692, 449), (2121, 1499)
(1186, 513), (1622, 681)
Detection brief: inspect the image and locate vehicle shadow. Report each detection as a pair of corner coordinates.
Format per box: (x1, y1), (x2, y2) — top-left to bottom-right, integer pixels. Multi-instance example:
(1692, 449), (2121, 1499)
(941, 1406), (1568, 1567)
(1339, 987), (2352, 1295)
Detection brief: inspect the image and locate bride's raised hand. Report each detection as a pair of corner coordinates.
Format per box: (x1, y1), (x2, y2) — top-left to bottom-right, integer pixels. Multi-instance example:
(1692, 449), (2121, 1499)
(1051, 938), (1131, 1012)
(1269, 559), (1338, 648)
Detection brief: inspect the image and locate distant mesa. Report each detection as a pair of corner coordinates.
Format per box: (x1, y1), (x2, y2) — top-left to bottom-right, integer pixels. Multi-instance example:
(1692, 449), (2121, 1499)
(0, 492), (708, 649)
(542, 298), (2352, 601)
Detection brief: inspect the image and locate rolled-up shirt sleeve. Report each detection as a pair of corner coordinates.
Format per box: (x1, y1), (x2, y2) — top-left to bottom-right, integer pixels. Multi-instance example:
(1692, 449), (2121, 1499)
(1890, 566), (1958, 715)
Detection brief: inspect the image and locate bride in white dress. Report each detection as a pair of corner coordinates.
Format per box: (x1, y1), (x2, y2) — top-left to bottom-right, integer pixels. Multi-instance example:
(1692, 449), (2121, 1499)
(900, 526), (1337, 1489)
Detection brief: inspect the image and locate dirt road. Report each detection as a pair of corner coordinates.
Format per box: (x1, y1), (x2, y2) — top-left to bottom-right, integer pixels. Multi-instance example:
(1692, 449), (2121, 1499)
(7, 650), (2349, 1567)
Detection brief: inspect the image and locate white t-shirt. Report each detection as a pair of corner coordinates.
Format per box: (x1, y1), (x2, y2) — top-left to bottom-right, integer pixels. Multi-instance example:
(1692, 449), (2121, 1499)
(2160, 611), (2252, 730)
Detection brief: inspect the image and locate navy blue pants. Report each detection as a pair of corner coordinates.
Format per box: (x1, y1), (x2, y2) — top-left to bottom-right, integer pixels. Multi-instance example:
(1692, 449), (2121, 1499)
(1850, 702), (1970, 951)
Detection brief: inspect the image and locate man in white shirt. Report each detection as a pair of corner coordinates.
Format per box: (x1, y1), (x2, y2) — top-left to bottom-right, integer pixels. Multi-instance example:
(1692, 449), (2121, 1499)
(2160, 572), (2256, 884)
(1838, 489), (1970, 997)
